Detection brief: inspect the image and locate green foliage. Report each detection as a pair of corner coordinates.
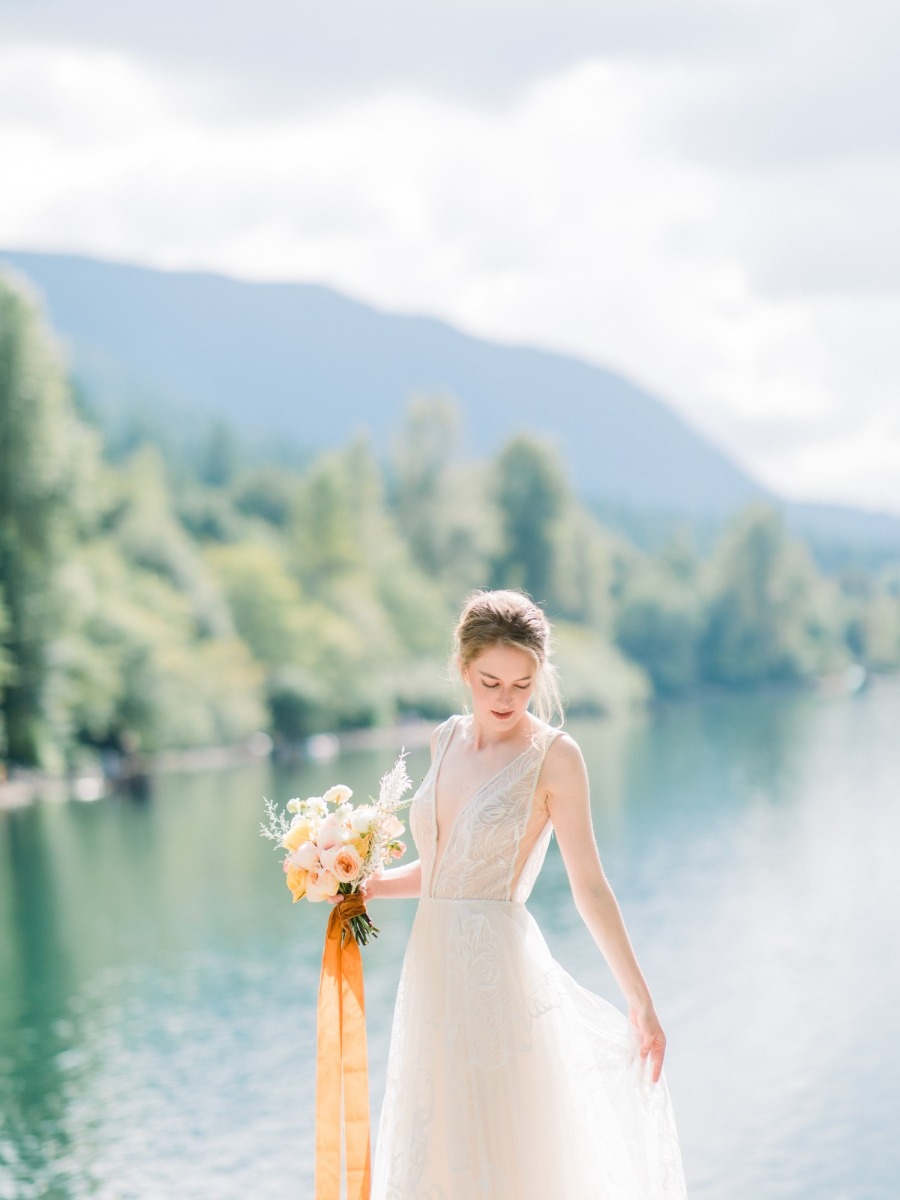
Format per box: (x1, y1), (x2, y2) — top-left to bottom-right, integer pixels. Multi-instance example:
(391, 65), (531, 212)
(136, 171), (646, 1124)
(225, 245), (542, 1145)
(200, 419), (240, 487)
(616, 570), (704, 694)
(0, 272), (101, 764)
(492, 435), (567, 605)
(0, 588), (12, 756)
(554, 623), (651, 716)
(841, 573), (900, 670)
(232, 466), (297, 528)
(2, 282), (899, 770)
(700, 504), (848, 685)
(390, 396), (499, 595)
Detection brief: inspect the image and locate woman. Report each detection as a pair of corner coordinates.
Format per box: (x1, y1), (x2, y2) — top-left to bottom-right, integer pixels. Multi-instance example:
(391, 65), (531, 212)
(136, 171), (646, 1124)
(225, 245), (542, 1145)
(363, 589), (686, 1198)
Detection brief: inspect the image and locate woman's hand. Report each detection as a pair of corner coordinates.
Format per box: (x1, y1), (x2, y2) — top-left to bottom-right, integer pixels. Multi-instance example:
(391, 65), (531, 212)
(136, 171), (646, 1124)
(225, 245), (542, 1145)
(327, 869), (383, 906)
(629, 1004), (666, 1084)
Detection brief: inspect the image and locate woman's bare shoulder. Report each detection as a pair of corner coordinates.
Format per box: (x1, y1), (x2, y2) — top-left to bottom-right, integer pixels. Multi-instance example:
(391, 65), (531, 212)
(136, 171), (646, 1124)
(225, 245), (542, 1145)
(541, 730), (588, 789)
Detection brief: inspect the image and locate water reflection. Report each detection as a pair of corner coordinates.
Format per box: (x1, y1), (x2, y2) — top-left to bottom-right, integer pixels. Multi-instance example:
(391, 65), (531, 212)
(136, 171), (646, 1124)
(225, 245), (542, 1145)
(1, 682), (899, 1197)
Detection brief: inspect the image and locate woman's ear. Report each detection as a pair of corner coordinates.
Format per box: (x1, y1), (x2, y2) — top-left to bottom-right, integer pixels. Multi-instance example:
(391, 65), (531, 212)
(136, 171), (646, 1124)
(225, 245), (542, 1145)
(457, 655), (468, 687)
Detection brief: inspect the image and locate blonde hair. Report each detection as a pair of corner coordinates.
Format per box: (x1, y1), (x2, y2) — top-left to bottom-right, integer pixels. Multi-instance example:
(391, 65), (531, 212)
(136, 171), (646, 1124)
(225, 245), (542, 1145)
(453, 589), (563, 727)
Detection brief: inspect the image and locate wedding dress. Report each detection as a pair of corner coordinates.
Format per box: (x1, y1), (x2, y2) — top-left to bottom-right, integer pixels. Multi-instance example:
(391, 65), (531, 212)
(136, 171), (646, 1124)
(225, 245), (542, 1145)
(372, 715), (687, 1199)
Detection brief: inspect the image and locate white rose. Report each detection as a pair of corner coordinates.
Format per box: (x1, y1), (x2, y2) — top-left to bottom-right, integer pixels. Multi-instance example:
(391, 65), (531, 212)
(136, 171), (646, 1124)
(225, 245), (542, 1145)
(349, 806), (375, 835)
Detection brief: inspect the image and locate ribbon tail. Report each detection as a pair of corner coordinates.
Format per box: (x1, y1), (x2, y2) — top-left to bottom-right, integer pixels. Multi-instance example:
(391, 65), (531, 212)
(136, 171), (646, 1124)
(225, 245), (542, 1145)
(314, 905), (372, 1200)
(315, 909), (344, 1200)
(341, 935), (371, 1200)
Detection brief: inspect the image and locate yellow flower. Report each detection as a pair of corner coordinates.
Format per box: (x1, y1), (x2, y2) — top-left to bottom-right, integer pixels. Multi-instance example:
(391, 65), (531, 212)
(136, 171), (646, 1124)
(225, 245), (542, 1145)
(285, 866), (308, 902)
(353, 833), (372, 858)
(282, 817), (314, 852)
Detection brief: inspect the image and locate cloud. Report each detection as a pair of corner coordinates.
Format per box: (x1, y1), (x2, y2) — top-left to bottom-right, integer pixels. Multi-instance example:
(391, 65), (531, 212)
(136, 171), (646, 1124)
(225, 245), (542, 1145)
(752, 405), (900, 513)
(666, 0), (900, 167)
(0, 0), (800, 110)
(0, 8), (899, 516)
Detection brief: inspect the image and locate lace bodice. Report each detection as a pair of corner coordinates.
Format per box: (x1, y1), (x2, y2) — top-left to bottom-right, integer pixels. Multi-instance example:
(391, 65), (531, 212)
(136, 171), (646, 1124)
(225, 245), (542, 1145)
(410, 715), (561, 902)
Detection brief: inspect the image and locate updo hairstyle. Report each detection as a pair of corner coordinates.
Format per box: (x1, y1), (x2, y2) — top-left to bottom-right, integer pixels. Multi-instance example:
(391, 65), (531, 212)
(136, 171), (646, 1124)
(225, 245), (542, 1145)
(453, 589), (563, 727)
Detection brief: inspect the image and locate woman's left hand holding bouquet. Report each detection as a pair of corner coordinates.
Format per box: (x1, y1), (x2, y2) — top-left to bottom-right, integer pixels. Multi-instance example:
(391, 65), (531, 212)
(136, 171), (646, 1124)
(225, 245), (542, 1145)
(260, 753), (414, 946)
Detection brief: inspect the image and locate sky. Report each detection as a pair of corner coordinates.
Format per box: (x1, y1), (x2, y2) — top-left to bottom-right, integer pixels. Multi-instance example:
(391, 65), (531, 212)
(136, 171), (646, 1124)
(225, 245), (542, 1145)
(1, 0), (899, 515)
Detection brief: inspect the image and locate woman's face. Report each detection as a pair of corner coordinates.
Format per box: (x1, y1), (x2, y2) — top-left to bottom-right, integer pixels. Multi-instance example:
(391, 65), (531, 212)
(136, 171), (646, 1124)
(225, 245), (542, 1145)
(462, 642), (536, 730)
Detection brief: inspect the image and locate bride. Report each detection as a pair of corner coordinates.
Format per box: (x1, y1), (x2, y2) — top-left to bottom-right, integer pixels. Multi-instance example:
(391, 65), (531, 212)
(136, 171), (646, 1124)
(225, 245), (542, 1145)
(356, 589), (687, 1198)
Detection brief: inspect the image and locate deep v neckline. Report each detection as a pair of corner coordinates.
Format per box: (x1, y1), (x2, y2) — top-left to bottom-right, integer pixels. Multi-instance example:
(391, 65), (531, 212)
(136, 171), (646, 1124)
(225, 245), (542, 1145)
(430, 715), (536, 886)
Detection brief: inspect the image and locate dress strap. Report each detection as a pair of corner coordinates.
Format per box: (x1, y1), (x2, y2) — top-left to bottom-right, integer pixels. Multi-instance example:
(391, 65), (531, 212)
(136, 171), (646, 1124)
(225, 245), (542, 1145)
(432, 714), (462, 766)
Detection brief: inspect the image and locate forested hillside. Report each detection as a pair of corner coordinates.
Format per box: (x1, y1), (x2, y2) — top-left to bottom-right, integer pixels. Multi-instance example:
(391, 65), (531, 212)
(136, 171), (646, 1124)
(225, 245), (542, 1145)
(2, 270), (899, 771)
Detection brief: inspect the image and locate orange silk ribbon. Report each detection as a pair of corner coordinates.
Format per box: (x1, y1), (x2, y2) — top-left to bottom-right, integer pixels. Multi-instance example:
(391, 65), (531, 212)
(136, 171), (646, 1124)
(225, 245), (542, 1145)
(315, 891), (372, 1200)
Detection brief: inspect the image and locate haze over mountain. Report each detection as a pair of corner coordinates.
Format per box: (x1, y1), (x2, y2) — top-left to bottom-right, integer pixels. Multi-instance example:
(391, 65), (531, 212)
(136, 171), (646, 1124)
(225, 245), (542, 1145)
(3, 250), (899, 558)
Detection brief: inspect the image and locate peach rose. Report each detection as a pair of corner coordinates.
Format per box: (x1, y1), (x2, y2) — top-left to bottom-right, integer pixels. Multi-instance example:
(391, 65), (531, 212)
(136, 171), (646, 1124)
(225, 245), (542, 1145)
(290, 841), (319, 871)
(316, 814), (344, 852)
(383, 813), (404, 839)
(330, 845), (362, 884)
(306, 866), (340, 902)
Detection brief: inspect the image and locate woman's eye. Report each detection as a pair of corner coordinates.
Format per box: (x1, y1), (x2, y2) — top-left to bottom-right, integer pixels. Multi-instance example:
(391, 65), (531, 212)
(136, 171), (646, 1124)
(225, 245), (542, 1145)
(515, 683), (530, 690)
(484, 682), (500, 689)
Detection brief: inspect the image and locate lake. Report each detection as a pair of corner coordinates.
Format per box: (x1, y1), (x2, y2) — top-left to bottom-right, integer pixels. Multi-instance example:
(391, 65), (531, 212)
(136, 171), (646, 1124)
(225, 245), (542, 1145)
(2, 677), (899, 1199)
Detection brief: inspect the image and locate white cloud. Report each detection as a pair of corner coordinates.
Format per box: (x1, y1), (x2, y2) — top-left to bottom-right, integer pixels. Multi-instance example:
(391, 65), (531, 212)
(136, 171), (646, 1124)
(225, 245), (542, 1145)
(0, 37), (899, 515)
(752, 407), (900, 514)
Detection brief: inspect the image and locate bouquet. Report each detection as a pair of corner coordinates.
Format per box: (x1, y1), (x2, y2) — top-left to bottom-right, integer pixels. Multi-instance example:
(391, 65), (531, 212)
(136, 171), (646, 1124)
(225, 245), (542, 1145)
(260, 752), (411, 946)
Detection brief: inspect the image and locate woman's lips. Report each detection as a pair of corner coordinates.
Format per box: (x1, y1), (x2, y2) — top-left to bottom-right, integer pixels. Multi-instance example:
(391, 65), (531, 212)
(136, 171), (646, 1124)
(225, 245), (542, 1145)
(492, 710), (513, 720)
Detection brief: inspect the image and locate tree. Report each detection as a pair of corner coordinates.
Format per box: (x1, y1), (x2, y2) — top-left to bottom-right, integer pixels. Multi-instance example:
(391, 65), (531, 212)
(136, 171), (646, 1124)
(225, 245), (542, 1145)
(390, 396), (498, 596)
(616, 571), (703, 694)
(0, 272), (99, 765)
(0, 587), (13, 756)
(200, 418), (240, 487)
(700, 504), (846, 685)
(492, 435), (567, 605)
(391, 395), (459, 575)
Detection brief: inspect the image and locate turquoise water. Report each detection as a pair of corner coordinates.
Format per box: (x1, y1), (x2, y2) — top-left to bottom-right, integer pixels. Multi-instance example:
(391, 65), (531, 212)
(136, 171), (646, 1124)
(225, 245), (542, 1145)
(1, 679), (899, 1198)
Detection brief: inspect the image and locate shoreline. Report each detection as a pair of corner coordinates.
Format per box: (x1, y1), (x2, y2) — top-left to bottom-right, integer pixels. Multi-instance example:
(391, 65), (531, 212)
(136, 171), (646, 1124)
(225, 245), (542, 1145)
(0, 718), (438, 811)
(1, 665), (887, 812)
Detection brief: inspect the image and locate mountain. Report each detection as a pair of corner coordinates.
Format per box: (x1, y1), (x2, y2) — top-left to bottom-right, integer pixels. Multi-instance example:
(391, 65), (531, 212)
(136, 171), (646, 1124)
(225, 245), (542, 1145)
(2, 249), (899, 558)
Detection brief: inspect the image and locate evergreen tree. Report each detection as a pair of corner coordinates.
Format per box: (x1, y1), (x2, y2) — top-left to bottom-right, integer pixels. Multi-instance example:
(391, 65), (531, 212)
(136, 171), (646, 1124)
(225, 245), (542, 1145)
(200, 418), (240, 487)
(492, 435), (567, 605)
(0, 273), (97, 764)
(391, 396), (497, 594)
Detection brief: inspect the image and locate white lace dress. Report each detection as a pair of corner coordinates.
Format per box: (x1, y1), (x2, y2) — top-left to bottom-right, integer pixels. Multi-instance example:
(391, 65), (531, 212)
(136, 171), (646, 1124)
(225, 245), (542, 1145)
(372, 715), (687, 1200)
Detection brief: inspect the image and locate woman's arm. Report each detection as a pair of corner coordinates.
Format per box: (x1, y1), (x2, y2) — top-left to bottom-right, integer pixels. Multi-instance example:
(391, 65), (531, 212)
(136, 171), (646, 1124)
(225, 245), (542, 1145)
(543, 734), (667, 1083)
(364, 859), (422, 900)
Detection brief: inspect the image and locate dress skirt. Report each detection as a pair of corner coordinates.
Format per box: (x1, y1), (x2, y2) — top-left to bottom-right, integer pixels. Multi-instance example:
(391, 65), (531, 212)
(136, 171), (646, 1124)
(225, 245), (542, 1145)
(372, 898), (687, 1200)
